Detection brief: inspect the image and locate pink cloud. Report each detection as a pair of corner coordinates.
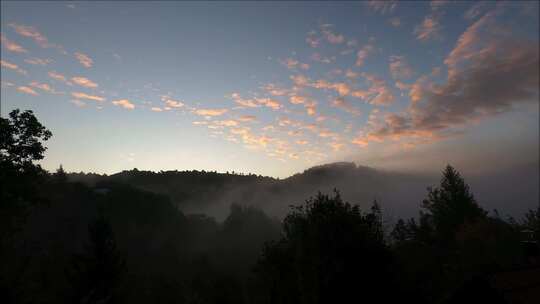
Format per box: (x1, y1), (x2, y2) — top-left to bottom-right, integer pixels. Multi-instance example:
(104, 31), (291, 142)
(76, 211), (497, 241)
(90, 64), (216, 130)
(74, 52), (93, 68)
(389, 55), (414, 79)
(24, 57), (53, 65)
(356, 43), (374, 67)
(71, 76), (98, 88)
(0, 60), (27, 75)
(112, 99), (135, 110)
(71, 92), (105, 102)
(414, 15), (441, 41)
(194, 108), (228, 116)
(1, 32), (28, 53)
(8, 23), (65, 53)
(17, 86), (39, 96)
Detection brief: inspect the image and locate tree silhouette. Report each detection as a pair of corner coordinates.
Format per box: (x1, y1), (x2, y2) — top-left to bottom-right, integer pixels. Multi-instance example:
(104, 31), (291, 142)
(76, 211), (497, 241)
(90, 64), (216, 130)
(68, 213), (126, 304)
(53, 164), (68, 183)
(522, 205), (540, 243)
(420, 165), (487, 244)
(255, 190), (399, 304)
(1, 109), (52, 240)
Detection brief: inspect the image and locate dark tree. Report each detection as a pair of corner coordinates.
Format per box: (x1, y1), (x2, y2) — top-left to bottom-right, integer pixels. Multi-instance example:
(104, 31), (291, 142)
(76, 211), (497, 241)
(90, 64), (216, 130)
(522, 205), (540, 243)
(0, 109), (52, 239)
(420, 165), (487, 243)
(53, 164), (68, 183)
(255, 190), (399, 304)
(391, 219), (410, 243)
(68, 213), (126, 304)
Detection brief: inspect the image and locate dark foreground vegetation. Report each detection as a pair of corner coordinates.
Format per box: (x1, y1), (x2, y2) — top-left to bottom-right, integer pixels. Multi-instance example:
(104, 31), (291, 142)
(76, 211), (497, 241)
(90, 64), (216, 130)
(1, 109), (539, 303)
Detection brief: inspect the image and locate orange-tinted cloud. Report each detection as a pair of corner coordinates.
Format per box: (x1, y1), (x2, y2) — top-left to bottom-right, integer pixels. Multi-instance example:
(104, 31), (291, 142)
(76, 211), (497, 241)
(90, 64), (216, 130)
(195, 108), (228, 116)
(238, 115), (257, 122)
(356, 43), (374, 67)
(320, 24), (345, 44)
(0, 60), (27, 75)
(112, 99), (135, 110)
(29, 81), (59, 94)
(1, 32), (28, 53)
(354, 10), (539, 148)
(257, 98), (282, 110)
(331, 97), (362, 116)
(263, 83), (288, 96)
(71, 76), (98, 88)
(17, 86), (39, 96)
(353, 73), (395, 106)
(389, 55), (414, 79)
(74, 52), (93, 68)
(24, 57), (53, 65)
(281, 58), (309, 70)
(414, 15), (441, 41)
(231, 93), (259, 108)
(8, 23), (65, 53)
(71, 92), (105, 102)
(162, 97), (184, 108)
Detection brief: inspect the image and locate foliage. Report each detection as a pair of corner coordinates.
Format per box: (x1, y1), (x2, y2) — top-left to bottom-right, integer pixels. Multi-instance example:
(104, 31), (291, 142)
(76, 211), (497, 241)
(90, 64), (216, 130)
(68, 213), (126, 303)
(420, 165), (487, 244)
(0, 109), (52, 240)
(255, 191), (398, 304)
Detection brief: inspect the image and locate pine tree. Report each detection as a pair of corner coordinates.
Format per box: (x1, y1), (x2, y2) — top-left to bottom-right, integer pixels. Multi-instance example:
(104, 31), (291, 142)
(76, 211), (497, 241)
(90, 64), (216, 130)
(421, 165), (487, 243)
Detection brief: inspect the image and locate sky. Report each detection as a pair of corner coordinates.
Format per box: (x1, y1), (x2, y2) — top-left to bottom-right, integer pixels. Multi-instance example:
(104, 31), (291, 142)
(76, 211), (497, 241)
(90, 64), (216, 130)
(1, 1), (539, 178)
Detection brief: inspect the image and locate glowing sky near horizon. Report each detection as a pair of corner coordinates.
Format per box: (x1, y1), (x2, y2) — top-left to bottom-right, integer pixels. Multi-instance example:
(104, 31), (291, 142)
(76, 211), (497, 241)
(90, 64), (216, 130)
(1, 1), (538, 178)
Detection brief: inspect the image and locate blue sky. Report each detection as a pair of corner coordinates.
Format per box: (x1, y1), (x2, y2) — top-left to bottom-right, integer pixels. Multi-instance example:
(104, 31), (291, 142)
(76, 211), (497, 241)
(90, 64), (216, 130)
(1, 1), (538, 178)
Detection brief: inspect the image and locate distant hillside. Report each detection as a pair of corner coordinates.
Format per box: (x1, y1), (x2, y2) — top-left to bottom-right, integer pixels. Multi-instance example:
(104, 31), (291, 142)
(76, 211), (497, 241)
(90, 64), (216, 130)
(67, 161), (539, 220)
(67, 163), (429, 220)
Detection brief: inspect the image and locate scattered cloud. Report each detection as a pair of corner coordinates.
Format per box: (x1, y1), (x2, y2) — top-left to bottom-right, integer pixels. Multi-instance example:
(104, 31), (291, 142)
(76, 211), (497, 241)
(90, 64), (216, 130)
(74, 52), (93, 68)
(352, 73), (395, 106)
(238, 115), (257, 122)
(320, 24), (345, 44)
(430, 0), (450, 11)
(388, 17), (401, 27)
(29, 81), (59, 94)
(331, 97), (362, 116)
(366, 1), (398, 15)
(311, 52), (335, 64)
(112, 99), (135, 110)
(48, 71), (72, 85)
(70, 99), (86, 107)
(354, 9), (539, 148)
(257, 98), (282, 110)
(8, 23), (65, 53)
(161, 96), (184, 108)
(263, 84), (288, 96)
(71, 92), (105, 102)
(17, 86), (39, 96)
(24, 57), (53, 65)
(464, 2), (488, 20)
(1, 32), (28, 53)
(0, 59), (27, 75)
(389, 55), (414, 79)
(194, 108), (228, 116)
(151, 107), (163, 112)
(356, 43), (375, 66)
(414, 15), (441, 41)
(281, 58), (310, 70)
(71, 76), (98, 88)
(306, 30), (320, 48)
(231, 93), (260, 108)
